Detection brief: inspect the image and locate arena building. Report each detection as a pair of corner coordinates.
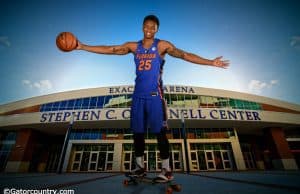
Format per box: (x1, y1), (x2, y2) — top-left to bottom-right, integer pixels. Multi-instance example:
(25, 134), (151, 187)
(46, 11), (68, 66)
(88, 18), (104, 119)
(0, 85), (299, 173)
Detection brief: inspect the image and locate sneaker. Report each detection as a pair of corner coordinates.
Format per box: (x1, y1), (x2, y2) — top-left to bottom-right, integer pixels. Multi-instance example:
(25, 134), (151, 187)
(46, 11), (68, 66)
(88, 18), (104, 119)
(127, 167), (146, 177)
(155, 168), (173, 182)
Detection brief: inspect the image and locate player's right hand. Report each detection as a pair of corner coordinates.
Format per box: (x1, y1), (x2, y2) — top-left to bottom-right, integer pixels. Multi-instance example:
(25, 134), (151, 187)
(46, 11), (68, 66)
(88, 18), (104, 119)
(76, 41), (83, 50)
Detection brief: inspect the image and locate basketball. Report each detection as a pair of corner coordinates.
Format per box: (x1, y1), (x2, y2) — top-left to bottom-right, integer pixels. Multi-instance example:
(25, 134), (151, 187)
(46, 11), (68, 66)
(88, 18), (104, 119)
(56, 32), (77, 52)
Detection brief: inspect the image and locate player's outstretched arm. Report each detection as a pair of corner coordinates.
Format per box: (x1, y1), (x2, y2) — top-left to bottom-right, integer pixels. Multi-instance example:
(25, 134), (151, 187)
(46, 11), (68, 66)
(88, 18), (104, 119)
(76, 41), (137, 55)
(161, 41), (229, 69)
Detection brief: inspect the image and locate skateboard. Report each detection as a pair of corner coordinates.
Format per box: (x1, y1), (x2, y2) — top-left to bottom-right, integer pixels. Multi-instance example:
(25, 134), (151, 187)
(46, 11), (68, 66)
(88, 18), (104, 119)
(123, 173), (181, 194)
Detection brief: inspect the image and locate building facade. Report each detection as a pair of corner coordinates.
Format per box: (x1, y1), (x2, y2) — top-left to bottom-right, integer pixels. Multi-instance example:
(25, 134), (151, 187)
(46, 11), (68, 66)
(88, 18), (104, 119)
(0, 85), (299, 173)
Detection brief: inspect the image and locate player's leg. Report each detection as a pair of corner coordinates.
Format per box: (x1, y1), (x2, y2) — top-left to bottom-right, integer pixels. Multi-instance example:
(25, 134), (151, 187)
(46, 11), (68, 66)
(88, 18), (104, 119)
(148, 96), (173, 181)
(156, 130), (174, 181)
(132, 133), (145, 175)
(129, 97), (146, 176)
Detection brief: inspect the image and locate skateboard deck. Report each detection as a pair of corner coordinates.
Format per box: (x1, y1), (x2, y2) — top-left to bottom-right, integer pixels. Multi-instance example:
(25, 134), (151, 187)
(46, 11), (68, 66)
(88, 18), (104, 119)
(123, 173), (181, 194)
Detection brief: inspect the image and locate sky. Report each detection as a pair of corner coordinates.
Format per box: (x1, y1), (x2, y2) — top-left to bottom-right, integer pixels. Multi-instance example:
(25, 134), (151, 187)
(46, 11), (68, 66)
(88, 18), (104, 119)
(0, 0), (300, 105)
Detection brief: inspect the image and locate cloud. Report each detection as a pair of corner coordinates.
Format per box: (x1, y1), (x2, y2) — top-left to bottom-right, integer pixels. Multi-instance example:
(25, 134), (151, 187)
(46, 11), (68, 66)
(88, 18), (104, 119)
(290, 36), (300, 50)
(248, 79), (279, 94)
(0, 36), (11, 47)
(22, 79), (53, 92)
(22, 80), (31, 85)
(270, 80), (278, 85)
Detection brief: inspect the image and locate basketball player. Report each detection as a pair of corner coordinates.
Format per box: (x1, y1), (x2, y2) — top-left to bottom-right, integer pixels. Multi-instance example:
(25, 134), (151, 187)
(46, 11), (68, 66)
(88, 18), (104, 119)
(76, 15), (229, 181)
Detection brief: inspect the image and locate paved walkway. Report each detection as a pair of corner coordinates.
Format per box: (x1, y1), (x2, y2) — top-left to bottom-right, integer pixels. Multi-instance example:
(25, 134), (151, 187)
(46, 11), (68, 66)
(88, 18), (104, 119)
(1, 171), (300, 194)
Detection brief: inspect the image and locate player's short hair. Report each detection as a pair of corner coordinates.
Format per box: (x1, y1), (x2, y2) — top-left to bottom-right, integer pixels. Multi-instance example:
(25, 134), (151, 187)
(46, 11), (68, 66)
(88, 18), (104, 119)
(143, 15), (160, 29)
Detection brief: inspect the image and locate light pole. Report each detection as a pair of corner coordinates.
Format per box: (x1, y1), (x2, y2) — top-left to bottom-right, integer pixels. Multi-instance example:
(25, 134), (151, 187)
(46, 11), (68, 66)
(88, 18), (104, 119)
(181, 111), (190, 174)
(57, 114), (74, 174)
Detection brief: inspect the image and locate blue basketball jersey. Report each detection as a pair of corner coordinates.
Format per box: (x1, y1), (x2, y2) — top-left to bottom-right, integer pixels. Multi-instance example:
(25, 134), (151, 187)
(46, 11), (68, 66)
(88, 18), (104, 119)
(133, 38), (164, 97)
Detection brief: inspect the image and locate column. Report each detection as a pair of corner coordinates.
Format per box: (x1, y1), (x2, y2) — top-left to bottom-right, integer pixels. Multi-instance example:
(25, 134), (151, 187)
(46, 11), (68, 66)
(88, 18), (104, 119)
(230, 128), (246, 170)
(264, 127), (298, 170)
(113, 142), (123, 171)
(5, 129), (35, 172)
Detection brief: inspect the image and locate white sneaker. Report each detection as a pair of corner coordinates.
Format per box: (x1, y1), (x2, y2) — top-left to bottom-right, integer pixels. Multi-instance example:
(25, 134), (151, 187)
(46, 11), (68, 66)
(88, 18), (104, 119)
(156, 168), (174, 182)
(128, 167), (146, 177)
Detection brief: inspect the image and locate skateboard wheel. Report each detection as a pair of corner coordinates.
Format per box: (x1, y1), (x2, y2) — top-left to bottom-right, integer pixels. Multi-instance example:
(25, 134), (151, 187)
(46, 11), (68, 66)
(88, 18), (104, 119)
(173, 184), (181, 192)
(166, 187), (173, 194)
(123, 179), (129, 186)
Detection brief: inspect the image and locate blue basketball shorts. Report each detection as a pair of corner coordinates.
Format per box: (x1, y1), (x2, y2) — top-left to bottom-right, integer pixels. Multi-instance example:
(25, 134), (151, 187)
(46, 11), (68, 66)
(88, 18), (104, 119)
(130, 95), (163, 133)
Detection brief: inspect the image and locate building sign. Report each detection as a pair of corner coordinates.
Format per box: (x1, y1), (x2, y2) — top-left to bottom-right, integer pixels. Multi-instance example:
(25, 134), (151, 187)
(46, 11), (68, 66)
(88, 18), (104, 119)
(40, 108), (261, 123)
(108, 85), (195, 94)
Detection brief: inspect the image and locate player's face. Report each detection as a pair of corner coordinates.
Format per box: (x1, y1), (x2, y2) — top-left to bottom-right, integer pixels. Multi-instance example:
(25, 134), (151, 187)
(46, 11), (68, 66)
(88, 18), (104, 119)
(143, 20), (158, 39)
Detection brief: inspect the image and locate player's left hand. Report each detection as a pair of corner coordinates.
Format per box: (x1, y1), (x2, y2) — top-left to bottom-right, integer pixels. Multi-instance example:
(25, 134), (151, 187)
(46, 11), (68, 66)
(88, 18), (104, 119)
(213, 56), (230, 69)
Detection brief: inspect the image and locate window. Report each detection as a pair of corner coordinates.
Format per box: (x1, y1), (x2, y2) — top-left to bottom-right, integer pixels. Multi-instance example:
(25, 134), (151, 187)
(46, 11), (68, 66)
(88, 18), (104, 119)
(169, 94), (185, 108)
(66, 99), (74, 110)
(205, 96), (217, 108)
(108, 95), (122, 108)
(119, 95), (132, 108)
(164, 93), (171, 106)
(103, 96), (113, 108)
(89, 97), (97, 109)
(126, 94), (133, 107)
(74, 99), (83, 109)
(216, 97), (229, 108)
(59, 101), (68, 110)
(184, 95), (199, 108)
(44, 103), (53, 111)
(82, 98), (90, 109)
(40, 104), (45, 112)
(199, 96), (207, 108)
(52, 102), (60, 111)
(7, 132), (16, 141)
(97, 96), (105, 108)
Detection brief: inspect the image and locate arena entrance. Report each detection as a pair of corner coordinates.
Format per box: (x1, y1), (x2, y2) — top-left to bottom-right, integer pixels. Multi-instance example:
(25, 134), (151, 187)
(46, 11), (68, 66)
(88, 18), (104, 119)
(189, 143), (234, 171)
(122, 143), (183, 172)
(69, 144), (114, 172)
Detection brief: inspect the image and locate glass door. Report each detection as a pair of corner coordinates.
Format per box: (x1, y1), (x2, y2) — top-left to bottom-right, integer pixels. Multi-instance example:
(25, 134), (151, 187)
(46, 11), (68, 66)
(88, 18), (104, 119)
(190, 151), (199, 171)
(214, 151), (224, 170)
(71, 151), (82, 172)
(221, 151), (232, 170)
(143, 151), (148, 171)
(243, 151), (256, 169)
(97, 151), (107, 171)
(122, 151), (133, 171)
(197, 150), (207, 170)
(156, 151), (161, 171)
(106, 152), (114, 171)
(80, 151), (90, 171)
(205, 151), (216, 170)
(88, 151), (99, 171)
(171, 151), (182, 171)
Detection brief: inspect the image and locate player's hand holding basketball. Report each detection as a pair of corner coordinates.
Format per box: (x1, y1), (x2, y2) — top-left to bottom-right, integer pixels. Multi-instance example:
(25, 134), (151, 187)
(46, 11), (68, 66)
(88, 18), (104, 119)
(212, 56), (229, 69)
(75, 41), (84, 50)
(56, 32), (78, 52)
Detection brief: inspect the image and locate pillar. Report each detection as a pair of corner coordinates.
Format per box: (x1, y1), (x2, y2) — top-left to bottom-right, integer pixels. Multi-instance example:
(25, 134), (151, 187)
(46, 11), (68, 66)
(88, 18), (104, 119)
(231, 128), (246, 170)
(113, 142), (123, 171)
(5, 129), (35, 172)
(264, 127), (298, 170)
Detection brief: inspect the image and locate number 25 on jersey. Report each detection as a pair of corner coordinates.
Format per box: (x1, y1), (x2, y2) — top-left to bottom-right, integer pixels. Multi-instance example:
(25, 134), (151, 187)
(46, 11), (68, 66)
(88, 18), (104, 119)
(138, 60), (152, 71)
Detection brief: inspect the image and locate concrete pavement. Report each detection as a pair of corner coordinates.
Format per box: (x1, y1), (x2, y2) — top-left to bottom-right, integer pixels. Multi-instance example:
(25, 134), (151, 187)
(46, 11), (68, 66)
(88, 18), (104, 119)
(1, 171), (300, 194)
